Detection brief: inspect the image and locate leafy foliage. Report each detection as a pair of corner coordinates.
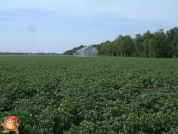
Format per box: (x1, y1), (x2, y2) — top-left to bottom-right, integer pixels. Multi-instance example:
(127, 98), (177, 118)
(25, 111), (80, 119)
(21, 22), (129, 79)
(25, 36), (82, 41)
(0, 56), (178, 133)
(64, 27), (178, 58)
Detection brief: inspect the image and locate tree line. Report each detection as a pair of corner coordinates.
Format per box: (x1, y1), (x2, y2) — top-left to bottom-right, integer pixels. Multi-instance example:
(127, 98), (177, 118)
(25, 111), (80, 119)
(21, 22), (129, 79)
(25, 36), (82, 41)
(63, 27), (178, 58)
(0, 52), (60, 55)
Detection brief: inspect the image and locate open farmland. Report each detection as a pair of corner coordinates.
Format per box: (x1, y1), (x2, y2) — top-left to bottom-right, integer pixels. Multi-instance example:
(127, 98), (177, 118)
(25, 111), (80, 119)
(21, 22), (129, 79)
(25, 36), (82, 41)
(0, 56), (178, 133)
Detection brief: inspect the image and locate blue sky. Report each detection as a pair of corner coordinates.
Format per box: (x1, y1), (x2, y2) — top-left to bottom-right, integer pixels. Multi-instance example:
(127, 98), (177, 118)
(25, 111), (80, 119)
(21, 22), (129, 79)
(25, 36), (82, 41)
(0, 0), (178, 53)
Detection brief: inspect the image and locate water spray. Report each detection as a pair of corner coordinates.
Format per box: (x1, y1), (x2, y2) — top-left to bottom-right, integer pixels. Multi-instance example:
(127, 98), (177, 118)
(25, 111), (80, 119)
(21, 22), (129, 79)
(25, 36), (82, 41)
(73, 46), (98, 57)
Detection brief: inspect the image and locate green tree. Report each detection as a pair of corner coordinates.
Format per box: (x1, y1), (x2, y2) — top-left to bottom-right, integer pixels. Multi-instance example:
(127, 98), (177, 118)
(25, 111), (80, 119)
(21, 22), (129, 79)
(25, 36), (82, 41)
(142, 30), (154, 58)
(153, 29), (167, 58)
(134, 34), (144, 57)
(122, 35), (134, 57)
(166, 27), (178, 57)
(113, 35), (122, 57)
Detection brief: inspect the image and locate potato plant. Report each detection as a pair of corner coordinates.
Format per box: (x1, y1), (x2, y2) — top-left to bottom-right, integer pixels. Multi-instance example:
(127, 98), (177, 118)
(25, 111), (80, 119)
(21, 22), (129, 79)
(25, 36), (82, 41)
(0, 56), (178, 134)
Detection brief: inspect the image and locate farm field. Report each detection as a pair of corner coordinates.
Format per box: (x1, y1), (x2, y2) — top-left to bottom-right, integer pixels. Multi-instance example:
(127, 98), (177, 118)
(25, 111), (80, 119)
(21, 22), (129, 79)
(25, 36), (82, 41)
(0, 56), (178, 134)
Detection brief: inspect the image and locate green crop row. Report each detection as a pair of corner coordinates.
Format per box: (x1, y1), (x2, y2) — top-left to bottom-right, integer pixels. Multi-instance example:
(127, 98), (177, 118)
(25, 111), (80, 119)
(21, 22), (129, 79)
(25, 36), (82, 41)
(0, 56), (178, 133)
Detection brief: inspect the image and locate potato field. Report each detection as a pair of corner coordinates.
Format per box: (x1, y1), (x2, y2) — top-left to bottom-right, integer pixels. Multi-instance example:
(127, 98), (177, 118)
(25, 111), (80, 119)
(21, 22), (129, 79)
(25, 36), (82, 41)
(0, 56), (178, 134)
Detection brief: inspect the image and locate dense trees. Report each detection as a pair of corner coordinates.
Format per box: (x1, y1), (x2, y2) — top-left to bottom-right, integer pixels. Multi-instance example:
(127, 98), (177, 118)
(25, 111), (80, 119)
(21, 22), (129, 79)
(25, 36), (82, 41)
(166, 27), (178, 57)
(64, 27), (178, 58)
(95, 27), (178, 58)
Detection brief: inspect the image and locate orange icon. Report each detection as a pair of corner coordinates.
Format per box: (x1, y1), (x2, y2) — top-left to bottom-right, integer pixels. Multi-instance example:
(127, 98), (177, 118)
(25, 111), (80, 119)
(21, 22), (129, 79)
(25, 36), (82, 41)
(1, 116), (19, 133)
